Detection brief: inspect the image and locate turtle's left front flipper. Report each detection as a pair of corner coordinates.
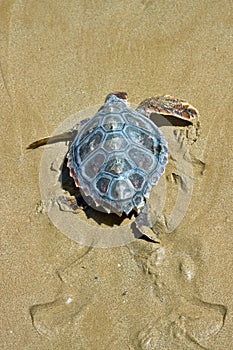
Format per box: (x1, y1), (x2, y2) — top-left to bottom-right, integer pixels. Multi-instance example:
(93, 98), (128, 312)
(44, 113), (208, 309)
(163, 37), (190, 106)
(27, 118), (90, 150)
(27, 131), (75, 150)
(136, 95), (199, 127)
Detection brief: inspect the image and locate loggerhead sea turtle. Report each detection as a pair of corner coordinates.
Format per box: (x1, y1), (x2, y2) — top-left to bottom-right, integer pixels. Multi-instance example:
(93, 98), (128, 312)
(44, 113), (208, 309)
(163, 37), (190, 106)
(27, 92), (199, 241)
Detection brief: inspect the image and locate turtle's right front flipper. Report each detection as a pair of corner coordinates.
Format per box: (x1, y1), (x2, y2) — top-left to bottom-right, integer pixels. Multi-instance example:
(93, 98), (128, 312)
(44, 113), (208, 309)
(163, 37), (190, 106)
(136, 95), (199, 127)
(27, 131), (75, 150)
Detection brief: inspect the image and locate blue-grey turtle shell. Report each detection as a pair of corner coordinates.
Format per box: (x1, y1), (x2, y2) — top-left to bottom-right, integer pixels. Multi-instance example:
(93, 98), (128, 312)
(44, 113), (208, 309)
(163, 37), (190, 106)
(67, 101), (168, 215)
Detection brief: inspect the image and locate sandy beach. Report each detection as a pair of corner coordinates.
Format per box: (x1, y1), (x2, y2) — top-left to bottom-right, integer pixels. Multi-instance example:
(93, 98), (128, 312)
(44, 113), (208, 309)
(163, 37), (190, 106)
(1, 1), (233, 349)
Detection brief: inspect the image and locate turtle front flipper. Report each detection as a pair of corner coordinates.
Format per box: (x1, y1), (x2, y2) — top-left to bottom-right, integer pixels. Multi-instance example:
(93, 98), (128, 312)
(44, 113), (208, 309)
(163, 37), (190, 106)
(27, 118), (91, 150)
(136, 95), (199, 127)
(27, 131), (75, 149)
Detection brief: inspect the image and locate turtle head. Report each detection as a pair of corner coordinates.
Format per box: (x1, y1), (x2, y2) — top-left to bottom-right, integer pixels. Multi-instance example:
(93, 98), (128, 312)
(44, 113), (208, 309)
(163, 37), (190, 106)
(105, 91), (128, 105)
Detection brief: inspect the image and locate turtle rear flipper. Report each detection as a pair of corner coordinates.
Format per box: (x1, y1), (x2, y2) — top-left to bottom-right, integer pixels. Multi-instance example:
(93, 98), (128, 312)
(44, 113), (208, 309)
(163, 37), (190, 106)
(134, 203), (160, 243)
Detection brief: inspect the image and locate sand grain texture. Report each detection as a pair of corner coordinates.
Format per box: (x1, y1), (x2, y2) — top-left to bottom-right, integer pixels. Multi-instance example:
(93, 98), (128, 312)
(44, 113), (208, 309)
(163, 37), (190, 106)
(1, 1), (232, 349)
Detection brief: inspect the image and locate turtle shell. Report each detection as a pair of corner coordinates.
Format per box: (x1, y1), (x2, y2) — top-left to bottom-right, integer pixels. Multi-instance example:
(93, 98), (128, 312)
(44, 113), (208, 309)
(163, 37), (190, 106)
(67, 101), (168, 215)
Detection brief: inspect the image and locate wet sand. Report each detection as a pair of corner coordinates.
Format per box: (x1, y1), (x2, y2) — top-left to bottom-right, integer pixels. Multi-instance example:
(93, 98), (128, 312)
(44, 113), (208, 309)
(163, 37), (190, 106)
(1, 1), (233, 349)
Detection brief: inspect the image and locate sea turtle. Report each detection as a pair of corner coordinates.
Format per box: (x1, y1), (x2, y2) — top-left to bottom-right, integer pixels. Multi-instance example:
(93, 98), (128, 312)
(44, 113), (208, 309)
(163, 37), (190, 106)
(27, 92), (199, 241)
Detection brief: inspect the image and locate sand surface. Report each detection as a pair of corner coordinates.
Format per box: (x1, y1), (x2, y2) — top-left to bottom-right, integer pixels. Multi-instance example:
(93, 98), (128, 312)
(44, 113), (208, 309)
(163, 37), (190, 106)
(1, 1), (233, 349)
